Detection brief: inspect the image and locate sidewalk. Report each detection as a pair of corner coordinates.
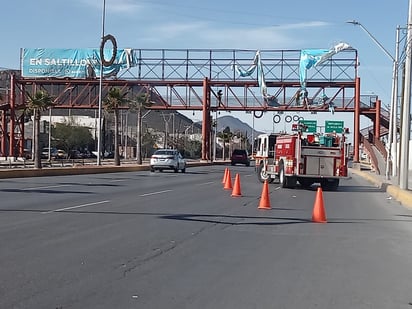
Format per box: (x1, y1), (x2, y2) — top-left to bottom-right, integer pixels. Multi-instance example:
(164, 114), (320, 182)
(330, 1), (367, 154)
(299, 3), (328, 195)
(350, 165), (412, 210)
(351, 144), (412, 209)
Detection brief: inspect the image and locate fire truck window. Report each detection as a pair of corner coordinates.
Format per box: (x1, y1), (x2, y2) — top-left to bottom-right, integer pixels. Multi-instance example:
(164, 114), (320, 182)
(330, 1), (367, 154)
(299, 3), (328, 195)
(254, 139), (260, 153)
(269, 137), (276, 150)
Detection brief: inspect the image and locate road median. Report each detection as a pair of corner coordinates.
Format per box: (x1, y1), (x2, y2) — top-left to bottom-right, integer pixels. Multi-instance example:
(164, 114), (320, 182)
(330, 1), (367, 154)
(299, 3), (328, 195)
(0, 160), (216, 179)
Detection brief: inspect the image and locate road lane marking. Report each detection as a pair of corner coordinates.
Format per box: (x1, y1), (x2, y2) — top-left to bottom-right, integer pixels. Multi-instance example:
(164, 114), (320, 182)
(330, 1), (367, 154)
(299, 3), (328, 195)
(22, 184), (71, 190)
(198, 181), (214, 186)
(42, 200), (110, 214)
(140, 189), (172, 197)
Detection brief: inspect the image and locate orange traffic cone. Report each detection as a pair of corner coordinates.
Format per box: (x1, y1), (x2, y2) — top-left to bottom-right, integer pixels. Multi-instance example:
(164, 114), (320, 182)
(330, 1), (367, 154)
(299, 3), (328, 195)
(312, 187), (327, 223)
(231, 173), (242, 197)
(222, 167), (228, 184)
(223, 169), (233, 190)
(258, 180), (271, 209)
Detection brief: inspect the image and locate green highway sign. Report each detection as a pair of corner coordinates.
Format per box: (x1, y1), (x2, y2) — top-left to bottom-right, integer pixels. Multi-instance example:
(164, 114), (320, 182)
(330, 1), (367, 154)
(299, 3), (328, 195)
(299, 120), (317, 133)
(325, 120), (344, 133)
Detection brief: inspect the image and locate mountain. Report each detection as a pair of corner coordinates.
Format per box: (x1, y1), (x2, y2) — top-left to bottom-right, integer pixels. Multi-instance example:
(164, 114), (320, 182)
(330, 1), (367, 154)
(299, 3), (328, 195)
(198, 115), (264, 142)
(48, 110), (259, 140)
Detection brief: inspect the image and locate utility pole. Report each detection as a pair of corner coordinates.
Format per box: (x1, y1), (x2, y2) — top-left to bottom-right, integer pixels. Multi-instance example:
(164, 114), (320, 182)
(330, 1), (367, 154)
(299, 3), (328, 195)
(388, 26), (401, 180)
(161, 113), (173, 148)
(136, 107), (142, 164)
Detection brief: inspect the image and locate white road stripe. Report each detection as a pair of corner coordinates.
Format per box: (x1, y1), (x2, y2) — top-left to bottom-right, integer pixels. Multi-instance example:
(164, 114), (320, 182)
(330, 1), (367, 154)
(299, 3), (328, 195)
(140, 189), (172, 197)
(42, 200), (110, 214)
(198, 181), (214, 186)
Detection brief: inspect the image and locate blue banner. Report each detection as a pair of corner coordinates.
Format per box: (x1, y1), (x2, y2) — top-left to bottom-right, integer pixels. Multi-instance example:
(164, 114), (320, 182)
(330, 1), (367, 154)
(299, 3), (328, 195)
(299, 43), (351, 87)
(22, 48), (137, 78)
(299, 48), (330, 87)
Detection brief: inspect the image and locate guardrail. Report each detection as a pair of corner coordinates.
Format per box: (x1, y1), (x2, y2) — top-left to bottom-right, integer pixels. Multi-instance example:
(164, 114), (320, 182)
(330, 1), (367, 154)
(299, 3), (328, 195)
(361, 136), (380, 175)
(0, 159), (216, 179)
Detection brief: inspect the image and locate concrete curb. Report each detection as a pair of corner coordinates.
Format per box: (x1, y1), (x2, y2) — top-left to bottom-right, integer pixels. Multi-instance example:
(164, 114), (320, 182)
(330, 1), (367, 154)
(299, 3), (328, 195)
(350, 168), (412, 209)
(0, 165), (149, 179)
(0, 161), (216, 179)
(386, 185), (412, 208)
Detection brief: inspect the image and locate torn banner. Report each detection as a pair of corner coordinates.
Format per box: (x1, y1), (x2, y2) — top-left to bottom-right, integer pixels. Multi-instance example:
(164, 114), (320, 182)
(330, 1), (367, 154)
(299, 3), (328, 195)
(299, 42), (351, 88)
(234, 51), (278, 106)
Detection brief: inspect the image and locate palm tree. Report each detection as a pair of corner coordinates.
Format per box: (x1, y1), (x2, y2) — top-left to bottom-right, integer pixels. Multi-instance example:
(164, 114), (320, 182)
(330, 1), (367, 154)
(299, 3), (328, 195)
(129, 92), (152, 164)
(103, 87), (128, 166)
(26, 90), (54, 169)
(219, 126), (233, 160)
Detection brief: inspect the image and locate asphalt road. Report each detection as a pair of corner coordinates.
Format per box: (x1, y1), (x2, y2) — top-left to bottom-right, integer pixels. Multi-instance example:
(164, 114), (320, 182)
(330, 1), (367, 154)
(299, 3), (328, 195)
(1, 166), (412, 308)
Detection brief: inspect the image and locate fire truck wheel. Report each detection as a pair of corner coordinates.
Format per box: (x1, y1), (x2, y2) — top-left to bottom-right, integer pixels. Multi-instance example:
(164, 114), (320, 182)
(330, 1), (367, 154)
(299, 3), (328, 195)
(257, 163), (273, 183)
(279, 165), (284, 185)
(299, 178), (313, 189)
(321, 179), (339, 191)
(279, 163), (296, 188)
(279, 163), (289, 188)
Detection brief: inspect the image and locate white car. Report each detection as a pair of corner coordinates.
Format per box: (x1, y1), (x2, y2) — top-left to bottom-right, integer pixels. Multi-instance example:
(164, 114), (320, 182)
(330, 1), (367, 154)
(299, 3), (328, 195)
(150, 149), (186, 173)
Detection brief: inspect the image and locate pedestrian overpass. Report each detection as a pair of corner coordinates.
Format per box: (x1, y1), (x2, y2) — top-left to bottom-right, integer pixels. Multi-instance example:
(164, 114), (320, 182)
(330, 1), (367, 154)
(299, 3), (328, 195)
(0, 48), (389, 162)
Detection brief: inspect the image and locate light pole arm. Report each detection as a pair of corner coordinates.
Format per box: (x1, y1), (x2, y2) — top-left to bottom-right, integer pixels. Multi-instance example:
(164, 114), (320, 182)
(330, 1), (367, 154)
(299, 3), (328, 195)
(346, 20), (395, 62)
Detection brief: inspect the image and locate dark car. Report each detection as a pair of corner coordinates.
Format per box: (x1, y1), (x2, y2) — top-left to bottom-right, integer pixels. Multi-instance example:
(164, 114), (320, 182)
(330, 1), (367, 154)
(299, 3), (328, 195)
(231, 149), (250, 166)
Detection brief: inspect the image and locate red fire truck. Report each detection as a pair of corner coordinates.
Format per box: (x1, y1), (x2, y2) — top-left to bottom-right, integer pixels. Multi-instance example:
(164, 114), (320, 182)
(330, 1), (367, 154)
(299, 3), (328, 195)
(255, 125), (349, 190)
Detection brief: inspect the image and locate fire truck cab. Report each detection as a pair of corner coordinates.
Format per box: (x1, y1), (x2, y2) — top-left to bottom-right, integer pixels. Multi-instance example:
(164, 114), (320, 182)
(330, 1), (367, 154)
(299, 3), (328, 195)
(255, 126), (349, 191)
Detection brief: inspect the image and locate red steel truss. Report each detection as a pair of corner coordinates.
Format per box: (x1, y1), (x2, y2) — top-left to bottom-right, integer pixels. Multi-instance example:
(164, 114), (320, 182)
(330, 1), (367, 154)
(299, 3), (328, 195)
(0, 48), (383, 162)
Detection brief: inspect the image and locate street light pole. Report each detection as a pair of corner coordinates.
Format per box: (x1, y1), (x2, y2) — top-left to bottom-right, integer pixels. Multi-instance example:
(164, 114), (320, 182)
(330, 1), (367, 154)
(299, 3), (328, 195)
(346, 20), (399, 181)
(48, 107), (52, 161)
(214, 109), (218, 161)
(161, 113), (173, 148)
(251, 112), (255, 155)
(97, 0), (106, 165)
(399, 0), (412, 190)
(136, 106), (142, 164)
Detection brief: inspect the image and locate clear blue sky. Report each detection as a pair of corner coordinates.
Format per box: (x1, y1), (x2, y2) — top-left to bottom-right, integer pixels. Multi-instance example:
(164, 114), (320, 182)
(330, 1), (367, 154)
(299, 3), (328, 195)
(1, 0), (409, 133)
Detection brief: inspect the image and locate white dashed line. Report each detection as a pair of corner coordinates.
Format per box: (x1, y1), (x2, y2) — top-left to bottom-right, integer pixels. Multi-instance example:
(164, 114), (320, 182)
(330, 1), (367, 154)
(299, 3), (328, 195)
(42, 200), (110, 214)
(198, 181), (215, 186)
(140, 190), (172, 197)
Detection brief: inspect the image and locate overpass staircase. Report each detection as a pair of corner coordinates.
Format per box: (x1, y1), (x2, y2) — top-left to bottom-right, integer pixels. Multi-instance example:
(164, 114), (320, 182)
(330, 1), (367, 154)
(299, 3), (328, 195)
(360, 105), (399, 175)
